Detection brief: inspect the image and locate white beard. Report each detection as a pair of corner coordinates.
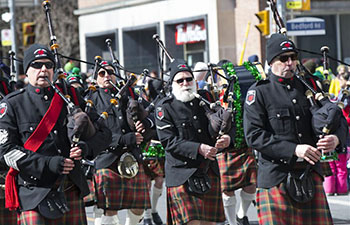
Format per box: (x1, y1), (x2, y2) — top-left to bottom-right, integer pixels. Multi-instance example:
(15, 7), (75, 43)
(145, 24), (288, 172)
(172, 81), (197, 102)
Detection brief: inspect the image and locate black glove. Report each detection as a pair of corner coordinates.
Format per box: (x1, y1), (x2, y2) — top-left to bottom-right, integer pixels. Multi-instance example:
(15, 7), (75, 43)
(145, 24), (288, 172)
(47, 156), (65, 175)
(76, 141), (89, 158)
(119, 133), (136, 147)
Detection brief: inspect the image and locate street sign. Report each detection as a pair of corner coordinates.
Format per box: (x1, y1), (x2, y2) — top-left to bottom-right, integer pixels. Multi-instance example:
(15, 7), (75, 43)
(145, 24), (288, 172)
(286, 17), (325, 36)
(1, 29), (12, 46)
(286, 0), (302, 9)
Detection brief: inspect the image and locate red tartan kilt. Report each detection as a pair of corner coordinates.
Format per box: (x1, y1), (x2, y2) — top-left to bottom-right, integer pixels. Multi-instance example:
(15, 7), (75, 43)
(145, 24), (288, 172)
(0, 198), (17, 225)
(94, 165), (151, 210)
(217, 147), (257, 192)
(142, 158), (165, 179)
(18, 187), (87, 225)
(256, 172), (333, 225)
(83, 179), (96, 206)
(321, 161), (333, 177)
(167, 169), (225, 225)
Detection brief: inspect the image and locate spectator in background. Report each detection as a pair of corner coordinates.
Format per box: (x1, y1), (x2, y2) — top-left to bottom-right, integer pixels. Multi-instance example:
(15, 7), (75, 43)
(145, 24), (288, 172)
(329, 64), (348, 98)
(193, 62), (208, 90)
(303, 59), (317, 75)
(248, 55), (259, 63)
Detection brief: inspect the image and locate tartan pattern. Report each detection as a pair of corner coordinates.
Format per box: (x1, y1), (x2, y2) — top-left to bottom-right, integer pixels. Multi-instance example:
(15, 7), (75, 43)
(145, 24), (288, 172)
(18, 188), (87, 225)
(321, 161), (333, 177)
(83, 179), (96, 206)
(167, 169), (225, 225)
(217, 147), (257, 192)
(0, 198), (17, 225)
(256, 172), (332, 225)
(142, 159), (165, 179)
(94, 165), (151, 210)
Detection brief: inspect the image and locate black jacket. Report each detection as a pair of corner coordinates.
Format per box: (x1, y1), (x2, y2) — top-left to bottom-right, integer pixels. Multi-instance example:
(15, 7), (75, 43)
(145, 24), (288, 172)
(155, 92), (229, 187)
(0, 84), (111, 210)
(243, 72), (348, 188)
(89, 87), (155, 170)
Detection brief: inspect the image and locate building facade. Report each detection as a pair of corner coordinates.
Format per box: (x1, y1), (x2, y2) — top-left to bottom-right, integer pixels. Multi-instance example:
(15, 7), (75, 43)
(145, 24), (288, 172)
(75, 0), (350, 74)
(74, 0), (262, 74)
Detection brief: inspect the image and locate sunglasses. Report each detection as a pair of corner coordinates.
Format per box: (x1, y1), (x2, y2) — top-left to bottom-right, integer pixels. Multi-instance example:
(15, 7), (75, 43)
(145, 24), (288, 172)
(98, 69), (115, 77)
(277, 53), (298, 63)
(30, 61), (54, 69)
(174, 77), (194, 84)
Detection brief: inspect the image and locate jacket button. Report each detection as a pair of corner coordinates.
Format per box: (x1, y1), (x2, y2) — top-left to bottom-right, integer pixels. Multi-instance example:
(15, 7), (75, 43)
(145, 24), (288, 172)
(298, 133), (302, 138)
(53, 130), (58, 134)
(287, 85), (291, 90)
(190, 102), (193, 106)
(57, 149), (61, 154)
(122, 129), (126, 133)
(44, 95), (48, 101)
(276, 114), (280, 118)
(292, 99), (297, 104)
(198, 129), (202, 133)
(296, 116), (300, 120)
(182, 123), (186, 127)
(119, 116), (122, 120)
(29, 127), (34, 131)
(193, 116), (197, 120)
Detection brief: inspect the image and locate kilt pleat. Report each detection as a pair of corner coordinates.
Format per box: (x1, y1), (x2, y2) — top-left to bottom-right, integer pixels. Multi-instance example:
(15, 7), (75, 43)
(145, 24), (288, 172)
(321, 161), (333, 177)
(0, 198), (17, 225)
(142, 159), (165, 179)
(18, 187), (87, 225)
(95, 165), (151, 210)
(256, 172), (333, 225)
(167, 169), (225, 225)
(217, 147), (257, 192)
(83, 178), (96, 206)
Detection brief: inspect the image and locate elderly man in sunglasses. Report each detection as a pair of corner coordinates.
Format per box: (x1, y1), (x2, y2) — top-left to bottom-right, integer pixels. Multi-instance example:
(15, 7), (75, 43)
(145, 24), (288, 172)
(0, 43), (112, 224)
(87, 61), (155, 225)
(243, 33), (348, 224)
(155, 59), (234, 225)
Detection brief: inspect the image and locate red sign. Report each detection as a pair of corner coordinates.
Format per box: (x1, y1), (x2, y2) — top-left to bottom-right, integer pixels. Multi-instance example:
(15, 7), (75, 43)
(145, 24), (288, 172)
(175, 20), (206, 45)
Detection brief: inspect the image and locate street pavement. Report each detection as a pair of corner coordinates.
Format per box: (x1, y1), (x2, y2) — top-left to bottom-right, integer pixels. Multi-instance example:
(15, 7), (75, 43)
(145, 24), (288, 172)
(86, 182), (350, 225)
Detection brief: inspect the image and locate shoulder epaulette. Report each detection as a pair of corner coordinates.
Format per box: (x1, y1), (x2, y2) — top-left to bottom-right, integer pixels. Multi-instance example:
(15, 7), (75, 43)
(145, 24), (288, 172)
(6, 88), (25, 99)
(158, 94), (173, 104)
(256, 79), (269, 86)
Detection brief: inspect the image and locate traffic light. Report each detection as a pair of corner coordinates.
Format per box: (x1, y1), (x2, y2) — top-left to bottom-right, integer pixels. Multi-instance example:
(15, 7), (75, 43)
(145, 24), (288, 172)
(22, 22), (35, 46)
(255, 10), (269, 36)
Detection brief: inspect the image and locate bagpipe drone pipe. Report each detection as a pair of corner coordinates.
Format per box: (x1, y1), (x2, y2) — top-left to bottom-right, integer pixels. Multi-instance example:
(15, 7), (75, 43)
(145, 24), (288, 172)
(268, 0), (348, 161)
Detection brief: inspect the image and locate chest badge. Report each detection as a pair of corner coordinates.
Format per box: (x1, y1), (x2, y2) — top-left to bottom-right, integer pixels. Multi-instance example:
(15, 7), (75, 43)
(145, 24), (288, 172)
(246, 90), (256, 105)
(0, 103), (7, 119)
(156, 107), (164, 120)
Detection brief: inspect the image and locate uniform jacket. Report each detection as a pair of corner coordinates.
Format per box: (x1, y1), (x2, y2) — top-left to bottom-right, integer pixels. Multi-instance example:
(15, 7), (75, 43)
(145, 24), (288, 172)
(89, 87), (155, 169)
(155, 91), (230, 187)
(243, 72), (348, 188)
(0, 84), (111, 210)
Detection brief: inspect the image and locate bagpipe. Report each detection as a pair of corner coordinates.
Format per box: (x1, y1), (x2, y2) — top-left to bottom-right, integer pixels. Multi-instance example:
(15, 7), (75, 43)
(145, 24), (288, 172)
(36, 1), (104, 219)
(268, 0), (345, 162)
(152, 34), (235, 141)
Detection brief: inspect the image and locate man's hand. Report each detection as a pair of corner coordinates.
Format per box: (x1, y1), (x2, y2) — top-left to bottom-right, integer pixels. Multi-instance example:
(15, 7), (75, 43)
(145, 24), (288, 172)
(295, 144), (321, 165)
(135, 120), (145, 133)
(215, 134), (231, 149)
(317, 134), (339, 153)
(62, 158), (75, 174)
(135, 132), (144, 145)
(198, 144), (218, 161)
(70, 146), (83, 161)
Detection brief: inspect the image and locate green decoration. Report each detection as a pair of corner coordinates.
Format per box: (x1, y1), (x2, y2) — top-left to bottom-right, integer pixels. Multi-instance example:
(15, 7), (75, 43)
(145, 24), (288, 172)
(141, 142), (165, 158)
(222, 61), (262, 149)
